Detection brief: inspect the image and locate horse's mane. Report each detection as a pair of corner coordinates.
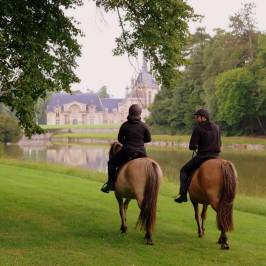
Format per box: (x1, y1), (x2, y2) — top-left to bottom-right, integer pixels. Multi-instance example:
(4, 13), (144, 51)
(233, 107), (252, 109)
(109, 141), (123, 157)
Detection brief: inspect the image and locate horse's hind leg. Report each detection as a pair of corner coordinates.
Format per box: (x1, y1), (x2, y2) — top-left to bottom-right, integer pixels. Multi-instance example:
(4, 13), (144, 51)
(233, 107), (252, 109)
(200, 204), (208, 237)
(115, 195), (127, 233)
(192, 201), (203, 237)
(123, 199), (131, 224)
(124, 199), (130, 216)
(218, 231), (229, 250)
(136, 196), (154, 245)
(144, 232), (153, 245)
(210, 198), (230, 249)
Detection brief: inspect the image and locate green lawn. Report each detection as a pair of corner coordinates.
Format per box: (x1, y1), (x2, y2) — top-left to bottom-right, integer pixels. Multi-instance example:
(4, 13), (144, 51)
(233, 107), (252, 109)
(0, 159), (265, 265)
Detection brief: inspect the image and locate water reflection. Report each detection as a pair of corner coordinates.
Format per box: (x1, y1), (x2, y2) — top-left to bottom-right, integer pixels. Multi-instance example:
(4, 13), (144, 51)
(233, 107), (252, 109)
(3, 144), (109, 172)
(1, 144), (266, 198)
(148, 149), (266, 198)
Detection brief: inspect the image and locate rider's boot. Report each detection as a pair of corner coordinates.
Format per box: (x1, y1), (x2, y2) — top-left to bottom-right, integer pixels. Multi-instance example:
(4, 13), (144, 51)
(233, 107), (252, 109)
(175, 171), (188, 203)
(101, 181), (115, 193)
(174, 193), (188, 203)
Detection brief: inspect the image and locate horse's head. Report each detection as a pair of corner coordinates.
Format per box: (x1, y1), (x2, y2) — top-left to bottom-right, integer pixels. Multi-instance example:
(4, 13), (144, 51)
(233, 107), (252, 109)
(109, 141), (123, 158)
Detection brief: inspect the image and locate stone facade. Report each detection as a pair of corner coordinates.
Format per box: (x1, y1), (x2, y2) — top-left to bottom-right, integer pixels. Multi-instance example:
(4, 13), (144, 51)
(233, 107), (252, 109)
(46, 61), (159, 125)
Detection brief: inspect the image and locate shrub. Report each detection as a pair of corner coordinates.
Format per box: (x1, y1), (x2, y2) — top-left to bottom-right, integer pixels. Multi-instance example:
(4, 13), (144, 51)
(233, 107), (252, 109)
(0, 114), (22, 143)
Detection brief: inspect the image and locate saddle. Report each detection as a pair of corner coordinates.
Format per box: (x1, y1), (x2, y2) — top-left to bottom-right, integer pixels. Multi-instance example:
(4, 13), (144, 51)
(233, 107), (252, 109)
(115, 152), (147, 178)
(187, 155), (220, 187)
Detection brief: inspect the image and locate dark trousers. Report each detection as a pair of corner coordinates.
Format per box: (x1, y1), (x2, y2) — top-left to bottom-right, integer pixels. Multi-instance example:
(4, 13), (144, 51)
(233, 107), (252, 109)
(179, 154), (219, 194)
(107, 148), (146, 185)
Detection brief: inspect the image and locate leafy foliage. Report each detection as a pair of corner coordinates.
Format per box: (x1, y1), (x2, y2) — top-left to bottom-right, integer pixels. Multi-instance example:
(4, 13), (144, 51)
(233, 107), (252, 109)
(149, 2), (266, 135)
(0, 0), (83, 136)
(215, 68), (255, 133)
(0, 0), (195, 136)
(0, 113), (22, 143)
(94, 0), (196, 87)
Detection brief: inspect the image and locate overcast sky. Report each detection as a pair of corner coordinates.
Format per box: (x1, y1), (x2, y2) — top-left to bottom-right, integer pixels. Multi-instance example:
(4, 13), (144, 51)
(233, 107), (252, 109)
(68, 0), (266, 98)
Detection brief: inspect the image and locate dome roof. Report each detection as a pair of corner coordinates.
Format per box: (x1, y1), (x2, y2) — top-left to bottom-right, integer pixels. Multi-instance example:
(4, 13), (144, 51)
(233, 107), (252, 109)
(135, 60), (159, 90)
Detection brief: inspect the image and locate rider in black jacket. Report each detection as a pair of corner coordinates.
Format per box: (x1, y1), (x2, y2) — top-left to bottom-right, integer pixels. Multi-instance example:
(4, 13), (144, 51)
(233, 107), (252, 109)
(101, 104), (151, 193)
(174, 109), (222, 203)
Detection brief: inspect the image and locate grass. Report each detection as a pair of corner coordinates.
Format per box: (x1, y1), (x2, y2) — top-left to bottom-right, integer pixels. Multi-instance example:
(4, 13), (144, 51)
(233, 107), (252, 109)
(0, 158), (265, 265)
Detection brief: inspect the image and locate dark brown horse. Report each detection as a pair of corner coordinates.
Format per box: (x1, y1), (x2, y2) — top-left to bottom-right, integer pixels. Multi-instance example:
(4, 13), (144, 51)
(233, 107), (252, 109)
(109, 142), (163, 245)
(188, 158), (237, 249)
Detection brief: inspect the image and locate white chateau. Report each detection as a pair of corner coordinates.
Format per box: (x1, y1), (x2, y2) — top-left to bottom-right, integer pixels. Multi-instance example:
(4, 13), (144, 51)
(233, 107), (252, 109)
(46, 61), (159, 125)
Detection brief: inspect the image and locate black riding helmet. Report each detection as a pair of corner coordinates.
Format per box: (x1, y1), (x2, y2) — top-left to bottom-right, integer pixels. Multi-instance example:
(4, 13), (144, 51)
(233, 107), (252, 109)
(194, 108), (210, 121)
(128, 104), (142, 116)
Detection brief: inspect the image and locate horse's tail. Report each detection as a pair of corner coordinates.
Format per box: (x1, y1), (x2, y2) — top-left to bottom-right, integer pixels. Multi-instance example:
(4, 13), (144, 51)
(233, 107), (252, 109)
(217, 160), (237, 232)
(136, 161), (161, 233)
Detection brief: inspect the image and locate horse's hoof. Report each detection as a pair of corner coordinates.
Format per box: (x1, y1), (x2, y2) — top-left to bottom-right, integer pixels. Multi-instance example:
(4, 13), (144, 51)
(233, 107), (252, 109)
(221, 244), (230, 250)
(217, 239), (222, 244)
(146, 240), (154, 245)
(120, 226), (127, 233)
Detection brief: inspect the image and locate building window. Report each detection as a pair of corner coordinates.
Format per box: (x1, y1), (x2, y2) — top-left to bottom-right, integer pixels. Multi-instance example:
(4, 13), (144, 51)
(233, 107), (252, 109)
(82, 114), (87, 124)
(72, 119), (78, 125)
(64, 115), (69, 124)
(121, 111), (125, 122)
(56, 109), (60, 117)
(148, 91), (152, 105)
(89, 116), (94, 125)
(69, 104), (81, 113)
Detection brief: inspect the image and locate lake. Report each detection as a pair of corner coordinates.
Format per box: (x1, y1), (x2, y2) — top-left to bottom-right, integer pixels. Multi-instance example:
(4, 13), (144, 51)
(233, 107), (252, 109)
(1, 143), (265, 198)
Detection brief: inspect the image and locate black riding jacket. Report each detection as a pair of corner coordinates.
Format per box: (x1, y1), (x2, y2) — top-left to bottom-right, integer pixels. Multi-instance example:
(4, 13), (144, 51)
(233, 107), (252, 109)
(189, 121), (221, 156)
(117, 115), (151, 155)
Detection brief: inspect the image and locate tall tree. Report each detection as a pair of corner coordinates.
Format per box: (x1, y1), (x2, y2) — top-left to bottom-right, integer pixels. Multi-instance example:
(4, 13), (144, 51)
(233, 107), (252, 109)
(229, 2), (257, 63)
(250, 34), (266, 134)
(215, 68), (256, 134)
(0, 0), (82, 136)
(97, 85), (110, 98)
(94, 0), (195, 87)
(202, 29), (244, 116)
(0, 0), (195, 136)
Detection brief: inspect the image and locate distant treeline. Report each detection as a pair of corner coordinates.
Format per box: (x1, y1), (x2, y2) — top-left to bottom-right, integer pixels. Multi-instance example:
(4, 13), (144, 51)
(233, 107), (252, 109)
(148, 3), (266, 136)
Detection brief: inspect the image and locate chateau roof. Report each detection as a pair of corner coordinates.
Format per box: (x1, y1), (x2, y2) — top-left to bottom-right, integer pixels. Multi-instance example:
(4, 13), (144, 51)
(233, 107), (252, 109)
(47, 92), (104, 112)
(47, 92), (125, 113)
(135, 60), (159, 90)
(101, 98), (123, 113)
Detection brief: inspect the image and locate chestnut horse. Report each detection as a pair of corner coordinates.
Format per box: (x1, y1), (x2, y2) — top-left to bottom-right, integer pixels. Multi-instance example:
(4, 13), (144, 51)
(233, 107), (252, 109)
(188, 158), (237, 249)
(109, 142), (163, 245)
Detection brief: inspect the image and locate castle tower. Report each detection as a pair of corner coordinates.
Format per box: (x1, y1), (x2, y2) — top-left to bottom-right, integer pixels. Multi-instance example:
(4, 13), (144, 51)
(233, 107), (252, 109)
(133, 58), (159, 108)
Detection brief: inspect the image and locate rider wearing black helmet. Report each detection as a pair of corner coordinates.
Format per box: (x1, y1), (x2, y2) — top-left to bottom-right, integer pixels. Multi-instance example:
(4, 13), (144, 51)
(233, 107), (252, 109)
(174, 108), (222, 203)
(101, 104), (151, 193)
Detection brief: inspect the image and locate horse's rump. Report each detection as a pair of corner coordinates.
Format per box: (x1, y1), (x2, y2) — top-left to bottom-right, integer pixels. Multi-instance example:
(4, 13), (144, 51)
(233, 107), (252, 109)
(189, 159), (230, 203)
(115, 157), (162, 199)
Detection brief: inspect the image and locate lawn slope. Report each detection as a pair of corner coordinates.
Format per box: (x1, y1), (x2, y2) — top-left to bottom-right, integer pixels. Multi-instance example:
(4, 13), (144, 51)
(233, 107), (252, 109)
(0, 161), (265, 266)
